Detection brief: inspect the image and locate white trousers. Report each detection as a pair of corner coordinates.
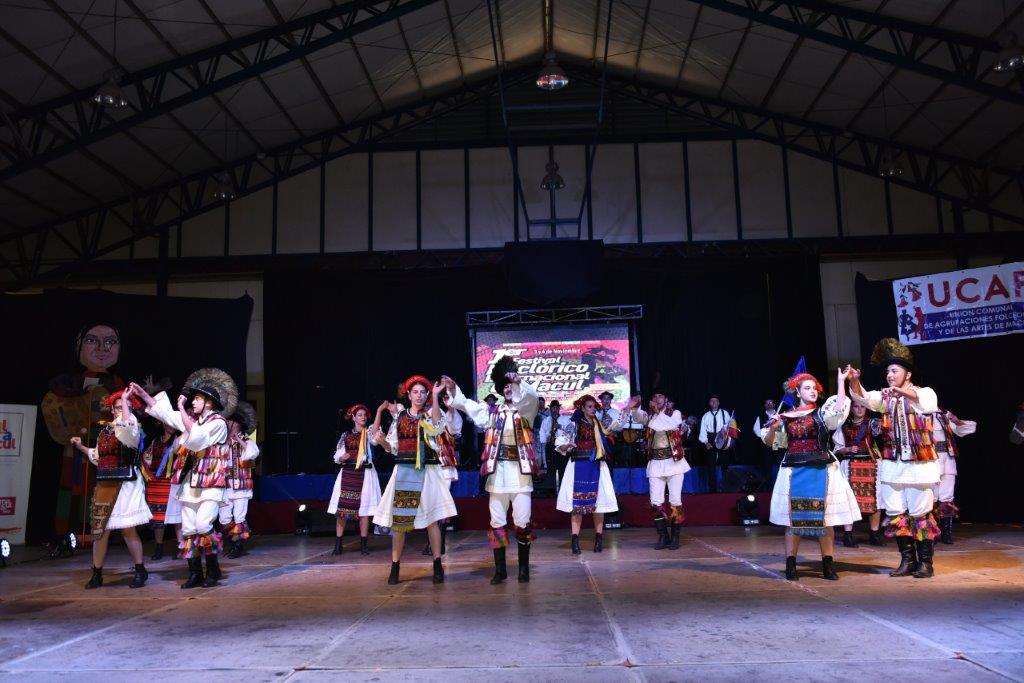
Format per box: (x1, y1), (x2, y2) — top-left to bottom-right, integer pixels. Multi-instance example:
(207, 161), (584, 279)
(879, 482), (935, 517)
(219, 498), (249, 525)
(489, 492), (532, 529)
(649, 473), (684, 507)
(181, 500), (220, 536)
(933, 473), (956, 503)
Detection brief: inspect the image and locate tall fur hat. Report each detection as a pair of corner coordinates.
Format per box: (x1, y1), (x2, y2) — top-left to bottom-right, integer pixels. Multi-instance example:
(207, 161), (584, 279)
(490, 356), (518, 395)
(870, 337), (915, 373)
(231, 400), (257, 434)
(183, 368), (238, 417)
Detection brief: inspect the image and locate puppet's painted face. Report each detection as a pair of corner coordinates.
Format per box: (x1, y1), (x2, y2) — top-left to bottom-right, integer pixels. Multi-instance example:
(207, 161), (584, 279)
(79, 325), (120, 372)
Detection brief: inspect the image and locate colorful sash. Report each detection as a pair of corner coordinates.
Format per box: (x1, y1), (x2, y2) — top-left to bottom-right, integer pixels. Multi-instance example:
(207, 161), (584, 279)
(390, 464), (425, 532)
(336, 468), (364, 513)
(848, 459), (877, 514)
(788, 463), (827, 537)
(571, 459), (601, 515)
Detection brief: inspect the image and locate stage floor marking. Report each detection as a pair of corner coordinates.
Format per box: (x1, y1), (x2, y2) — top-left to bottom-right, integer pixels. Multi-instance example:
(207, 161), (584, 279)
(583, 558), (647, 683)
(687, 534), (1021, 682)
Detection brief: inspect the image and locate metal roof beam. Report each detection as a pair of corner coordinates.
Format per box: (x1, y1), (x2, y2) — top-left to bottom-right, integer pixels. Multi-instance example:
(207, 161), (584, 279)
(686, 0), (1021, 107)
(0, 0), (442, 184)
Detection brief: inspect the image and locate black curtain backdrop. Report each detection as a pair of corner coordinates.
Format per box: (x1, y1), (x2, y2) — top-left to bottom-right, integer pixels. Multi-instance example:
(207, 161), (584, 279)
(855, 273), (1023, 522)
(264, 254), (827, 478)
(1, 288), (252, 542)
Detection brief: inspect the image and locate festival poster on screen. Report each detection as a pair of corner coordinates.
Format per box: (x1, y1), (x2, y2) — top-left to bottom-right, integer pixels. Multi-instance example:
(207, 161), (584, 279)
(892, 262), (1024, 346)
(474, 324), (632, 406)
(0, 404), (37, 546)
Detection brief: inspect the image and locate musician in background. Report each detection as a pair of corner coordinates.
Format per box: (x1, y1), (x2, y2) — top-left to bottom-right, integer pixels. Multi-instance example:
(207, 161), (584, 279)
(596, 392), (620, 464)
(698, 395), (733, 493)
(538, 400), (570, 488)
(69, 387), (152, 590)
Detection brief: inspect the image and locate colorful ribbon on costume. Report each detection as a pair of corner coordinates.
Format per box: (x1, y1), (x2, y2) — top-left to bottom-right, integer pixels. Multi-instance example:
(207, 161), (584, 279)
(354, 428), (369, 469)
(592, 418), (613, 462)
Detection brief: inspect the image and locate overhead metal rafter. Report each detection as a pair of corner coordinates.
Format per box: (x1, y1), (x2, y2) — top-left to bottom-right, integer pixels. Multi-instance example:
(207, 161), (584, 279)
(567, 67), (1024, 222)
(2, 72), (535, 284)
(687, 0), (1022, 106)
(0, 0), (443, 185)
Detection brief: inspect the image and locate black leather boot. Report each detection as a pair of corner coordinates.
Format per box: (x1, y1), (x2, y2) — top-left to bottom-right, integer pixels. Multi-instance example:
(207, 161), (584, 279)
(359, 536), (370, 555)
(84, 566), (103, 589)
(821, 555), (839, 580)
(203, 554), (222, 587)
(940, 517), (954, 545)
(890, 537), (918, 577)
(593, 533), (603, 553)
(490, 547), (507, 585)
(868, 529), (884, 546)
(785, 556), (798, 581)
(387, 561), (400, 585)
(432, 557), (444, 584)
(181, 557), (204, 589)
(517, 540), (530, 583)
(332, 536), (344, 555)
(571, 534), (581, 555)
(227, 539), (244, 559)
(842, 530), (858, 548)
(913, 540), (934, 578)
(129, 563), (149, 589)
(668, 523), (681, 550)
(654, 517), (669, 550)
(150, 543), (164, 561)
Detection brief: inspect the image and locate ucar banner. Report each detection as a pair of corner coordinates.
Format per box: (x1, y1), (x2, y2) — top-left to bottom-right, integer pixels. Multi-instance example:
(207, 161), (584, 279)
(892, 262), (1024, 346)
(0, 404), (37, 545)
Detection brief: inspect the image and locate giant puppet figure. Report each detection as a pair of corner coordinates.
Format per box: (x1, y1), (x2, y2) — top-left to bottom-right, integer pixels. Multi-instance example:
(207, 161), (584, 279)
(41, 323), (125, 536)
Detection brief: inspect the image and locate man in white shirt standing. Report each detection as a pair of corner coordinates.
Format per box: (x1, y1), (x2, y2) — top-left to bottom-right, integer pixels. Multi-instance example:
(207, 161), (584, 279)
(698, 396), (732, 493)
(849, 338), (941, 579)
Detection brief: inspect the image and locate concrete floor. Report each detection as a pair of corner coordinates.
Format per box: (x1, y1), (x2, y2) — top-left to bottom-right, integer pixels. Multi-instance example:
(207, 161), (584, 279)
(1, 524), (1023, 682)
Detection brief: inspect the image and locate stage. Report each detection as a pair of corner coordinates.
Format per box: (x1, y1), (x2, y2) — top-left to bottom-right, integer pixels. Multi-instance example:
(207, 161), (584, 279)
(2, 526), (1023, 682)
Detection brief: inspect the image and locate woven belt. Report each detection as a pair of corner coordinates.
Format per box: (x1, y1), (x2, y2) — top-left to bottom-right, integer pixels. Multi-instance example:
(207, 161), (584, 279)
(497, 445), (520, 461)
(570, 449), (593, 461)
(649, 447), (673, 461)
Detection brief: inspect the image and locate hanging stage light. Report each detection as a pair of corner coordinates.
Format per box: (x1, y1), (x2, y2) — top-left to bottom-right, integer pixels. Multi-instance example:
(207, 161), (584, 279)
(536, 51), (569, 91)
(878, 151), (904, 178)
(0, 538), (11, 568)
(540, 161), (565, 191)
(93, 69), (129, 109)
(213, 172), (235, 201)
(993, 33), (1024, 72)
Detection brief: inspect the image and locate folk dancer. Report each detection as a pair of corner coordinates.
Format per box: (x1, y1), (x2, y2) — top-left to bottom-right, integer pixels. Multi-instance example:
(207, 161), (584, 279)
(624, 391), (690, 550)
(764, 369), (860, 581)
(834, 402), (884, 547)
(445, 356), (541, 584)
(132, 369), (237, 588)
(848, 339), (941, 579)
(220, 401), (260, 559)
(328, 404), (382, 555)
(70, 388), (152, 589)
(555, 395), (620, 554)
(371, 376), (459, 585)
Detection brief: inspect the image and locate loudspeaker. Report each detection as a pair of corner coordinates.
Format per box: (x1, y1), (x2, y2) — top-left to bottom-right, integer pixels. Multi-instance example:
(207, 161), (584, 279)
(503, 240), (603, 305)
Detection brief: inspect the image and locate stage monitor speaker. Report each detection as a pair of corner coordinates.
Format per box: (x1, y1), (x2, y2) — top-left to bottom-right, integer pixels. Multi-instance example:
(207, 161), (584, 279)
(504, 240), (603, 306)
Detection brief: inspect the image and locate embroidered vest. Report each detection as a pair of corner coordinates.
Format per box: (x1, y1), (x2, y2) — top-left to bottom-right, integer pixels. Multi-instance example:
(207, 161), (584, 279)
(95, 427), (138, 481)
(878, 398), (937, 462)
(394, 411), (449, 466)
(141, 435), (174, 481)
(933, 413), (961, 458)
(171, 413), (230, 488)
(480, 409), (537, 477)
(780, 412), (832, 467)
(227, 432), (255, 491)
(841, 420), (880, 459)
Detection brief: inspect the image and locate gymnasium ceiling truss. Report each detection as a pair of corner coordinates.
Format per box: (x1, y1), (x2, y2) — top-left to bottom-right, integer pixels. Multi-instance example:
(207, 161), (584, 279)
(0, 0), (1022, 287)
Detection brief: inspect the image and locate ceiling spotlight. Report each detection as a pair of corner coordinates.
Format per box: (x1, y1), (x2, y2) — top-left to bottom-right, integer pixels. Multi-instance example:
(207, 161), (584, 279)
(879, 151), (904, 178)
(213, 172), (235, 201)
(93, 69), (129, 109)
(540, 161), (565, 191)
(993, 32), (1024, 72)
(536, 51), (568, 91)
